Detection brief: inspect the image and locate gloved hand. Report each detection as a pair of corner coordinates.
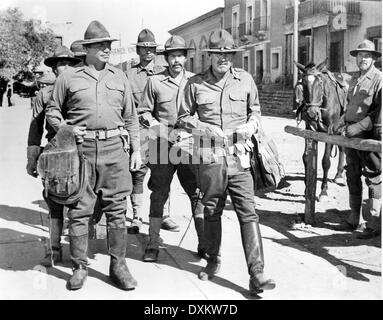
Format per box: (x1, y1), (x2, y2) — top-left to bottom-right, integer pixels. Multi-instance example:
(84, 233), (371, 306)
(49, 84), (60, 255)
(345, 122), (364, 138)
(73, 126), (87, 144)
(328, 118), (345, 135)
(130, 150), (143, 171)
(234, 139), (254, 154)
(169, 128), (192, 144)
(149, 123), (169, 140)
(26, 145), (42, 177)
(235, 120), (258, 139)
(205, 125), (226, 140)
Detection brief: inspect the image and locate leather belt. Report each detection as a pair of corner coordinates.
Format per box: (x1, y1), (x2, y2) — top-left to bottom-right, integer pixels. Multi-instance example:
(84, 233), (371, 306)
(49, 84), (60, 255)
(84, 128), (123, 140)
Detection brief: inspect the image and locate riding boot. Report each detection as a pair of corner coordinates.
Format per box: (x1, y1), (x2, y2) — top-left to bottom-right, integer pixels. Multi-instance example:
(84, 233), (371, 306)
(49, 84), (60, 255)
(198, 218), (221, 281)
(143, 217), (162, 262)
(108, 228), (137, 290)
(346, 194), (362, 226)
(193, 216), (207, 259)
(241, 222), (276, 294)
(41, 218), (63, 267)
(127, 193), (143, 234)
(67, 234), (88, 290)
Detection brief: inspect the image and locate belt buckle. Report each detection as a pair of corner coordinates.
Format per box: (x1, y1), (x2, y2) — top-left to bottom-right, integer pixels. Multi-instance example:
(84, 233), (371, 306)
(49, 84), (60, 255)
(96, 130), (107, 140)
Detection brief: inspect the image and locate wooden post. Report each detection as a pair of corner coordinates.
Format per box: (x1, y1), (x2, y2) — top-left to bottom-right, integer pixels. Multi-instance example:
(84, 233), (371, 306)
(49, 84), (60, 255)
(304, 138), (317, 225)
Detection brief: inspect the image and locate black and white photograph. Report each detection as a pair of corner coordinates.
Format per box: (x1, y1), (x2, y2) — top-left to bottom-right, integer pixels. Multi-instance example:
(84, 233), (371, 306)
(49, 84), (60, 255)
(0, 0), (381, 303)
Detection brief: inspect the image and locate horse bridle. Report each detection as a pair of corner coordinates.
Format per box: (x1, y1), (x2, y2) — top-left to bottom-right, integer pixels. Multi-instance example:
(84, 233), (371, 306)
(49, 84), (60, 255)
(301, 71), (326, 123)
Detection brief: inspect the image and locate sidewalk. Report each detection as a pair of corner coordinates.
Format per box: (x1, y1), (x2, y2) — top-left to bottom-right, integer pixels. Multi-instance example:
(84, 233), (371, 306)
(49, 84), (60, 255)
(0, 98), (381, 300)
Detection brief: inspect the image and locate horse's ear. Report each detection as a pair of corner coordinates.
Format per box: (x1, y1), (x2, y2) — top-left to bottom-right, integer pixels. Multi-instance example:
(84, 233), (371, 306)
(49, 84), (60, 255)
(294, 61), (306, 72)
(316, 58), (328, 71)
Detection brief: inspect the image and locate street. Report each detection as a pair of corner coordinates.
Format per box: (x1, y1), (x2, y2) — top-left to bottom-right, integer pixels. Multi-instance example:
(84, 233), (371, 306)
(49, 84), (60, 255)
(0, 96), (381, 300)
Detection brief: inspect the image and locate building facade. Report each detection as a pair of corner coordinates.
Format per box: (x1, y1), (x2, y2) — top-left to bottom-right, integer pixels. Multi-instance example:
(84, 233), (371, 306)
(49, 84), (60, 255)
(168, 7), (224, 73)
(223, 0), (288, 86)
(284, 0), (382, 83)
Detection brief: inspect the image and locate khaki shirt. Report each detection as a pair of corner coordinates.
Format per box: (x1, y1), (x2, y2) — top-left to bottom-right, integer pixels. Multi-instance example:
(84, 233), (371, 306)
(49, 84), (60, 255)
(28, 84), (56, 146)
(177, 66), (261, 133)
(345, 65), (382, 130)
(125, 61), (165, 108)
(138, 68), (194, 129)
(46, 64), (140, 151)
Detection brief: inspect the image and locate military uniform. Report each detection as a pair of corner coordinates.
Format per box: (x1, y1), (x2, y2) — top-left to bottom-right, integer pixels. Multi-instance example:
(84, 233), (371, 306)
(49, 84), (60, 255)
(344, 65), (382, 232)
(45, 19), (140, 291)
(177, 29), (275, 294)
(137, 35), (205, 262)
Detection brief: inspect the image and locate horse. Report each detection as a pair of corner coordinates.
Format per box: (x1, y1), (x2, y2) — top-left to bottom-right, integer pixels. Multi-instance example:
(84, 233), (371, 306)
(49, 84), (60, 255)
(294, 59), (349, 201)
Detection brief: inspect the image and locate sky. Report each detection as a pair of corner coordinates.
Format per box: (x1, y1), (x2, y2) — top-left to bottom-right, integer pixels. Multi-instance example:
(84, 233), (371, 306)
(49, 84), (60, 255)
(1, 0), (224, 63)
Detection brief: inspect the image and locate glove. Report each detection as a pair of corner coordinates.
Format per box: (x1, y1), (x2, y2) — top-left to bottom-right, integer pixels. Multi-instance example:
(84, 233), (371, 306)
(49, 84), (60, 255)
(130, 150), (142, 171)
(148, 123), (169, 140)
(234, 139), (254, 154)
(205, 125), (226, 140)
(26, 145), (42, 177)
(235, 120), (258, 139)
(345, 122), (364, 138)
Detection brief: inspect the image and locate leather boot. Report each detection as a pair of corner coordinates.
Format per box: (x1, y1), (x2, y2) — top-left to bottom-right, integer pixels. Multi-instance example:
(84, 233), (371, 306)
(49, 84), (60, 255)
(363, 198), (382, 235)
(41, 218), (63, 267)
(193, 216), (207, 259)
(108, 228), (137, 290)
(346, 194), (362, 226)
(143, 217), (162, 262)
(127, 193), (143, 234)
(198, 218), (221, 280)
(67, 234), (88, 290)
(241, 222), (276, 294)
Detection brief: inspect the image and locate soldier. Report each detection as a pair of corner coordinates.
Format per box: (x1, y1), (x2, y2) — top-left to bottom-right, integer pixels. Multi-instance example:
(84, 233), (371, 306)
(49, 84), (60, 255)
(137, 35), (205, 262)
(26, 46), (81, 267)
(333, 40), (382, 239)
(0, 77), (7, 107)
(70, 40), (87, 66)
(125, 29), (179, 234)
(177, 30), (275, 295)
(46, 20), (141, 290)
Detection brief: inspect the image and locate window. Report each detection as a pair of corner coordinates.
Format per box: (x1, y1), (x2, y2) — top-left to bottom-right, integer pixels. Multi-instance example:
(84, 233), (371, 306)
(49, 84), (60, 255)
(244, 56), (249, 72)
(190, 57), (194, 72)
(272, 52), (279, 69)
(232, 5), (240, 40)
(246, 6), (253, 35)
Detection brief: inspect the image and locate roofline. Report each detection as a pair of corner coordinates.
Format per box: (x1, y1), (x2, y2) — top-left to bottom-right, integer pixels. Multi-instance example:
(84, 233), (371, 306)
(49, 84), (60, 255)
(169, 7), (224, 34)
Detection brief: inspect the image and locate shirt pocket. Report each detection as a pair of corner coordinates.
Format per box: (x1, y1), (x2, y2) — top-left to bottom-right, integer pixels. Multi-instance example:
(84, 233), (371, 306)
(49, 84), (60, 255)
(68, 82), (91, 105)
(156, 93), (174, 124)
(196, 93), (217, 121)
(229, 91), (247, 117)
(105, 80), (124, 106)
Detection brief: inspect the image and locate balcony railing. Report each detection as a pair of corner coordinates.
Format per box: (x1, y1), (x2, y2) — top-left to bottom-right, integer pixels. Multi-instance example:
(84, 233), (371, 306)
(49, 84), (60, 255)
(240, 16), (270, 38)
(285, 0), (360, 24)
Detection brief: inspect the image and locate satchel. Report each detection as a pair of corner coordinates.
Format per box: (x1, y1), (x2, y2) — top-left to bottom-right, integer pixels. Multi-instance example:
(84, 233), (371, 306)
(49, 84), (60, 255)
(250, 129), (285, 193)
(37, 125), (87, 205)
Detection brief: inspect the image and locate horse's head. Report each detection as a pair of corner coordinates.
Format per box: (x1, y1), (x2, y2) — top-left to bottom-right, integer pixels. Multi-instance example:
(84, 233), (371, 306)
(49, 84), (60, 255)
(294, 59), (328, 129)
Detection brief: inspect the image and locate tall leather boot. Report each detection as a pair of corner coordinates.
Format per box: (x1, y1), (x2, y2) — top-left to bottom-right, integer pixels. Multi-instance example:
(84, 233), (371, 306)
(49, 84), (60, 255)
(143, 217), (163, 262)
(127, 193), (143, 234)
(347, 194), (362, 226)
(193, 216), (207, 259)
(241, 222), (276, 294)
(108, 228), (137, 290)
(41, 218), (63, 267)
(198, 218), (222, 281)
(67, 234), (88, 290)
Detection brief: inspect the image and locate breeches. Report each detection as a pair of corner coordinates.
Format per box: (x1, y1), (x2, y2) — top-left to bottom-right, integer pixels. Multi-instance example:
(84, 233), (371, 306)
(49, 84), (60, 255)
(67, 136), (132, 236)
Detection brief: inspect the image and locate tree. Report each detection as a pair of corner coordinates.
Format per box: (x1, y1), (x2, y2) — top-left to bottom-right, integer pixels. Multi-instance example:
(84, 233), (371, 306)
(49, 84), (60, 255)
(0, 7), (58, 81)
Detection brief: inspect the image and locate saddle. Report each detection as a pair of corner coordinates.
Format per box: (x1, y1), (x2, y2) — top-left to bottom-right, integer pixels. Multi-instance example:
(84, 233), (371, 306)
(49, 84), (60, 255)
(37, 125), (88, 205)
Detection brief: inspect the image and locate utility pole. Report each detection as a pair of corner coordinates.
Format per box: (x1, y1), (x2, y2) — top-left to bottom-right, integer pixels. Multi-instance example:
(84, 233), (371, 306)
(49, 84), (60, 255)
(293, 0), (299, 86)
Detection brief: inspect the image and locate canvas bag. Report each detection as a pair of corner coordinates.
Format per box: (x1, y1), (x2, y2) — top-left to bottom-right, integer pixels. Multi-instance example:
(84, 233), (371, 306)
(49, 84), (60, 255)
(250, 128), (285, 193)
(37, 125), (87, 205)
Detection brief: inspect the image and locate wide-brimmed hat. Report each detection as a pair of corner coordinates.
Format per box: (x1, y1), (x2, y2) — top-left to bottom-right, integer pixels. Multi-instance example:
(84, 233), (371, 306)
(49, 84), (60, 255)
(70, 40), (87, 57)
(80, 20), (117, 46)
(350, 39), (381, 58)
(133, 29), (159, 47)
(163, 35), (194, 53)
(44, 46), (81, 68)
(37, 71), (56, 85)
(203, 29), (244, 53)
